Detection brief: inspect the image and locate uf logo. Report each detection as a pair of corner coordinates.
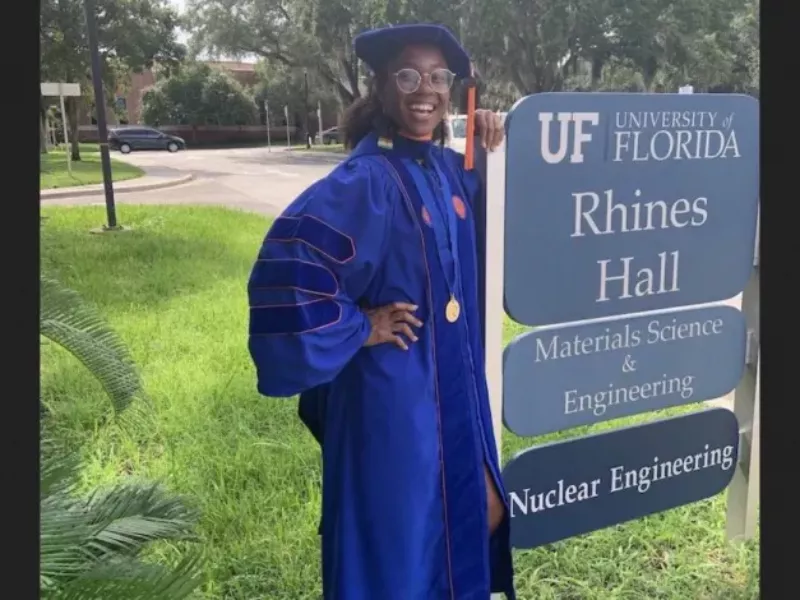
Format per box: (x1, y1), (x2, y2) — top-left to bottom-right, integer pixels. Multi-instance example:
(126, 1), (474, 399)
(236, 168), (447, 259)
(538, 112), (600, 164)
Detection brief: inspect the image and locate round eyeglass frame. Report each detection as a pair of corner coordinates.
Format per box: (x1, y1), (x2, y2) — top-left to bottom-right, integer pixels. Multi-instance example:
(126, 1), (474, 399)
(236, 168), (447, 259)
(392, 68), (456, 94)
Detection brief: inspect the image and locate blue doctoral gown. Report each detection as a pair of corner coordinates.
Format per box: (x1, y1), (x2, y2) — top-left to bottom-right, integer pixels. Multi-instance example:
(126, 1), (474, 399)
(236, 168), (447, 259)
(248, 132), (516, 600)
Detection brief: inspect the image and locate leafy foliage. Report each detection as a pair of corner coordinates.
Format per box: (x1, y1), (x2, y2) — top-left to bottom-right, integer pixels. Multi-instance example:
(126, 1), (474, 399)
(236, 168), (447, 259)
(40, 439), (204, 599)
(142, 62), (259, 126)
(39, 0), (185, 159)
(464, 0), (759, 95)
(40, 272), (203, 598)
(184, 0), (759, 111)
(40, 274), (145, 414)
(185, 0), (389, 104)
(253, 61), (339, 129)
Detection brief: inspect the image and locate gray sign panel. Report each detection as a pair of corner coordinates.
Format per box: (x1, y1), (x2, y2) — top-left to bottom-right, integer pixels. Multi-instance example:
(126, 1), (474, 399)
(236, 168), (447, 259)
(504, 92), (759, 326)
(503, 408), (739, 549)
(503, 305), (746, 437)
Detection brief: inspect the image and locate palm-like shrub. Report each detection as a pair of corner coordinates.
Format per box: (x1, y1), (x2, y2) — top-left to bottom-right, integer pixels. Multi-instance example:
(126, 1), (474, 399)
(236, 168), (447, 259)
(40, 441), (204, 599)
(40, 274), (204, 598)
(40, 274), (145, 413)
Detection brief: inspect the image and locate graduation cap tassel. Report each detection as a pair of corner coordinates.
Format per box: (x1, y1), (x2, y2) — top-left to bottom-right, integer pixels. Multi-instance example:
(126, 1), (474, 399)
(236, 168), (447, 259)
(464, 65), (477, 170)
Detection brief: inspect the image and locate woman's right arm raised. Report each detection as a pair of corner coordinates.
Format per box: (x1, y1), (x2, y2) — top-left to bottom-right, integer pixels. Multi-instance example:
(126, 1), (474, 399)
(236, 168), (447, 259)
(247, 159), (421, 398)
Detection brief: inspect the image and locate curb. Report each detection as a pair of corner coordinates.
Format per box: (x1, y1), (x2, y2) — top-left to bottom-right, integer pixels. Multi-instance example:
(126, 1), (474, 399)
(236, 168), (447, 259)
(286, 152), (347, 162)
(285, 148), (347, 157)
(40, 173), (195, 200)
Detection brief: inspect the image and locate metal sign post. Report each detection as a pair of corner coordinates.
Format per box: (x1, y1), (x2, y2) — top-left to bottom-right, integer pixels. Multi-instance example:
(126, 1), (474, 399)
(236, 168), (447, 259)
(475, 128), (507, 600)
(317, 101), (323, 145)
(725, 213), (760, 541)
(475, 141), (506, 455)
(60, 93), (70, 174)
(284, 105), (291, 147)
(304, 70), (311, 149)
(41, 82), (81, 175)
(264, 100), (272, 152)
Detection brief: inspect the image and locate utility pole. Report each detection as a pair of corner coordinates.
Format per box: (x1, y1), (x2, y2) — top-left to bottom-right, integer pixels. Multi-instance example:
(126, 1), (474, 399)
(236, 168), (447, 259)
(84, 0), (120, 230)
(304, 70), (311, 149)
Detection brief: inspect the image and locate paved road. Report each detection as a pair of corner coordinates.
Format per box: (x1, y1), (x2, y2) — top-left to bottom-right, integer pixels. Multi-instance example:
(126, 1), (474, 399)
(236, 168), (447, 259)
(44, 146), (344, 216)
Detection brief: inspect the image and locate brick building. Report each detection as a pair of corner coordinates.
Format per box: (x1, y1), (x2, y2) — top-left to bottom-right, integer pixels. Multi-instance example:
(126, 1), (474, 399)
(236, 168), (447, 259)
(77, 60), (341, 146)
(82, 60), (258, 126)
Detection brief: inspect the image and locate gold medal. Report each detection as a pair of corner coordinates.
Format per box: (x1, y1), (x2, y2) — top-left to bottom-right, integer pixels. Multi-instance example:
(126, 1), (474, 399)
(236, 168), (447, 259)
(445, 296), (461, 322)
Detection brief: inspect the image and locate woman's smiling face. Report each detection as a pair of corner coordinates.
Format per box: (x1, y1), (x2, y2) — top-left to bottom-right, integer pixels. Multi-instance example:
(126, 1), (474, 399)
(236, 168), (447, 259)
(382, 44), (451, 139)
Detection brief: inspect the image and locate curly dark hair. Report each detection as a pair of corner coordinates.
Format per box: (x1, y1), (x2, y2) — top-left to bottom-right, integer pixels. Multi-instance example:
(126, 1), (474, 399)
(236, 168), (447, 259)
(341, 72), (449, 149)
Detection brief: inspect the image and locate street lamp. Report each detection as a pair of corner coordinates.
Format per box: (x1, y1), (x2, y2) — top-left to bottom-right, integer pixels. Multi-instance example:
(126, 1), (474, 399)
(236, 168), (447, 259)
(84, 0), (121, 231)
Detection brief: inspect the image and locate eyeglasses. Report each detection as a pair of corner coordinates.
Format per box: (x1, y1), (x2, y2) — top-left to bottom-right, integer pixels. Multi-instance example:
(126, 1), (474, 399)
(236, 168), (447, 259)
(393, 68), (456, 95)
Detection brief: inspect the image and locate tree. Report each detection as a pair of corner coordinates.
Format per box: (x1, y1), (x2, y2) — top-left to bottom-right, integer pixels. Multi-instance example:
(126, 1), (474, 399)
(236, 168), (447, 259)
(39, 0), (185, 161)
(186, 0), (390, 105)
(40, 93), (50, 154)
(728, 0), (759, 94)
(463, 0), (596, 96)
(584, 0), (753, 91)
(185, 0), (477, 107)
(185, 0), (758, 110)
(141, 62), (259, 132)
(253, 60), (340, 132)
(465, 0), (758, 99)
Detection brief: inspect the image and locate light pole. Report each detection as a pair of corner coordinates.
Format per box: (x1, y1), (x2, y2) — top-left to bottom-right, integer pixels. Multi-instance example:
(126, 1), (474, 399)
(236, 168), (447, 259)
(84, 0), (120, 231)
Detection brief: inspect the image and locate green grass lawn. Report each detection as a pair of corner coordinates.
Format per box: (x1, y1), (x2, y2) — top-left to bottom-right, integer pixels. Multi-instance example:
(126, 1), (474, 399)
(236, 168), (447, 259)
(40, 148), (144, 190)
(40, 205), (759, 600)
(51, 142), (102, 154)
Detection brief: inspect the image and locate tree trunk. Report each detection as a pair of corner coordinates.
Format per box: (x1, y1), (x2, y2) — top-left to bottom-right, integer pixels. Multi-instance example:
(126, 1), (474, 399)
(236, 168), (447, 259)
(509, 65), (531, 97)
(40, 93), (49, 154)
(70, 124), (81, 161)
(341, 57), (360, 101)
(66, 97), (81, 162)
(316, 60), (356, 106)
(642, 56), (659, 93)
(40, 115), (49, 154)
(591, 57), (605, 90)
(106, 100), (119, 126)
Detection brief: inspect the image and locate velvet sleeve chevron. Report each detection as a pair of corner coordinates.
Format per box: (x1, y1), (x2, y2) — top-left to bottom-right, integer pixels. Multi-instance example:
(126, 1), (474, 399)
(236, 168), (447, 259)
(247, 158), (395, 397)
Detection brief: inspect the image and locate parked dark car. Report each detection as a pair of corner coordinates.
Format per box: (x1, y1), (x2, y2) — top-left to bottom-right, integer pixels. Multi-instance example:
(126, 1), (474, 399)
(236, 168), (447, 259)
(108, 126), (186, 154)
(318, 126), (343, 145)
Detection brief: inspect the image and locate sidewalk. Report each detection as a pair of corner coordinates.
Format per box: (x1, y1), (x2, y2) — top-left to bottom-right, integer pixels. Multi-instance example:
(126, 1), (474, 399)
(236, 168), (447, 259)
(40, 165), (194, 200)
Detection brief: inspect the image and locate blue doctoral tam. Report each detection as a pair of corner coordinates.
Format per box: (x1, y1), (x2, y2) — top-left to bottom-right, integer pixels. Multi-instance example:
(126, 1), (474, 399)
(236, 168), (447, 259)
(354, 23), (472, 79)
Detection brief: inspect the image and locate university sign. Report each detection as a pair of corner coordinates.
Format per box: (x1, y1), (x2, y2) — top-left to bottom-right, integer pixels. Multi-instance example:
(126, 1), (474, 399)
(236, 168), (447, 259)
(489, 91), (759, 550)
(503, 305), (747, 437)
(503, 408), (740, 549)
(503, 93), (759, 326)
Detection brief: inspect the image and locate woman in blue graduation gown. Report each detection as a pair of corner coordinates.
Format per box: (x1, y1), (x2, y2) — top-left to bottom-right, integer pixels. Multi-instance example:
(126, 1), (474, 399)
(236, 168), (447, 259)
(247, 23), (516, 600)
